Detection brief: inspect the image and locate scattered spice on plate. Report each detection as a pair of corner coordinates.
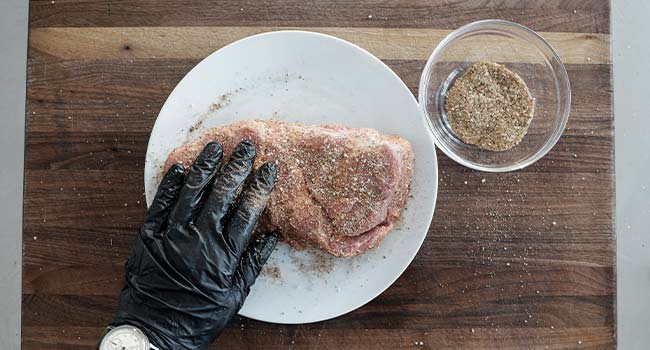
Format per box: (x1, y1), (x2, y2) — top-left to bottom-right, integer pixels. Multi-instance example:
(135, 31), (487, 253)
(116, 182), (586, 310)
(261, 264), (282, 280)
(444, 61), (535, 151)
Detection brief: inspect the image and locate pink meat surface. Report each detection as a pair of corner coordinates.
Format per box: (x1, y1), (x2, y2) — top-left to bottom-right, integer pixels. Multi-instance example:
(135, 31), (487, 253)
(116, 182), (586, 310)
(163, 119), (414, 257)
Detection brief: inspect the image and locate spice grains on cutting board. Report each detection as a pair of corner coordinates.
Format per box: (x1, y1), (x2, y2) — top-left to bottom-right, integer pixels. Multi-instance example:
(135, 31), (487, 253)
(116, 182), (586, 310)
(444, 62), (535, 151)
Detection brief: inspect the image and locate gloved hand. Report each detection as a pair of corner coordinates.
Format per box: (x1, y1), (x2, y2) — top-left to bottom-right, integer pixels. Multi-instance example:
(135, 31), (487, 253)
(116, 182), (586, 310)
(110, 140), (278, 350)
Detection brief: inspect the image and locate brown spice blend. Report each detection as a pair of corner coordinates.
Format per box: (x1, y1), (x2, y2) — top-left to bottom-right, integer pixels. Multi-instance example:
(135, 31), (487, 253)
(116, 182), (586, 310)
(445, 62), (535, 151)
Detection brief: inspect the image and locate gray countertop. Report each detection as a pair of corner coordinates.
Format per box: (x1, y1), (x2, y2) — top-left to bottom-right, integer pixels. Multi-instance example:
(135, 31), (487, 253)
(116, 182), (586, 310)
(0, 0), (27, 347)
(1, 1), (648, 348)
(612, 1), (650, 349)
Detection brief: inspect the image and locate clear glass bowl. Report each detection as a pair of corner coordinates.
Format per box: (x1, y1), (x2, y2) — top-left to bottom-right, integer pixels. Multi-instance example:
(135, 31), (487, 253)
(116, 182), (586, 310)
(419, 20), (571, 172)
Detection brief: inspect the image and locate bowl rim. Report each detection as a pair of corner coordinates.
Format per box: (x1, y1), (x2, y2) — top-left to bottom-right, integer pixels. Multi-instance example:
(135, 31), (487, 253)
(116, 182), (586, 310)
(418, 19), (572, 172)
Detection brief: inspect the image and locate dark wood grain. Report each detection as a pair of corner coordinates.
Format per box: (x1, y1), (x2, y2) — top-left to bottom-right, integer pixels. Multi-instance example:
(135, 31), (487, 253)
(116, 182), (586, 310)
(23, 326), (616, 350)
(23, 165), (613, 266)
(29, 0), (610, 34)
(23, 0), (615, 349)
(25, 59), (612, 134)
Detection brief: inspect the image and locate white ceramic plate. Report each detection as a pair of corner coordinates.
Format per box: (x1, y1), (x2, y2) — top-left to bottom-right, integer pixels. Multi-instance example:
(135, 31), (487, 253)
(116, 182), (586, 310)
(145, 31), (438, 324)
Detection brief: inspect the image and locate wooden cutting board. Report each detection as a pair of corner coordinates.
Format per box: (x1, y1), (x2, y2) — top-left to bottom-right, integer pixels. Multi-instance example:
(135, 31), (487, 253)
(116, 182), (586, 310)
(22, 1), (614, 349)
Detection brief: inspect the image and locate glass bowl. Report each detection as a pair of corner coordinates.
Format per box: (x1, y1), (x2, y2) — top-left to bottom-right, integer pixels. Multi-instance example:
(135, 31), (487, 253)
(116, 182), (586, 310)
(419, 20), (571, 172)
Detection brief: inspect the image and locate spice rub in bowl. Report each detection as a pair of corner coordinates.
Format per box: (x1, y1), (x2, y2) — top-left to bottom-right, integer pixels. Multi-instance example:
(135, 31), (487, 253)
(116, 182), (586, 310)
(444, 62), (535, 152)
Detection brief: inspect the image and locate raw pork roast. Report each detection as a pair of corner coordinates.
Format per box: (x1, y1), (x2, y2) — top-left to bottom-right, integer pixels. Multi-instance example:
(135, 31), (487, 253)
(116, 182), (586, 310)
(164, 119), (414, 257)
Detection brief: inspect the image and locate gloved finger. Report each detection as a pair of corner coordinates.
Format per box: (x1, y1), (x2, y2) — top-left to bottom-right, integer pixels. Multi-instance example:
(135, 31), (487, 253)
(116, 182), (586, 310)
(195, 140), (256, 234)
(167, 142), (223, 228)
(223, 162), (277, 261)
(142, 163), (185, 236)
(233, 232), (278, 301)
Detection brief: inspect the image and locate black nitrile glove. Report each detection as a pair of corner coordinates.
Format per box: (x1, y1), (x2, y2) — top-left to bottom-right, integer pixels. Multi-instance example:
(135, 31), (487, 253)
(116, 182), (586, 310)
(110, 140), (278, 350)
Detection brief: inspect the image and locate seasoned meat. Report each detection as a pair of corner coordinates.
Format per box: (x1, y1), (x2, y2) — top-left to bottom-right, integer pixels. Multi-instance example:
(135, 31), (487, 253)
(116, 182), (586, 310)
(163, 119), (414, 257)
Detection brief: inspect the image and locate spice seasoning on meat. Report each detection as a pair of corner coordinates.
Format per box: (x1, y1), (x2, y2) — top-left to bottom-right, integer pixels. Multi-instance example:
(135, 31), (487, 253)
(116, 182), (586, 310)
(164, 119), (414, 257)
(444, 62), (535, 151)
